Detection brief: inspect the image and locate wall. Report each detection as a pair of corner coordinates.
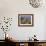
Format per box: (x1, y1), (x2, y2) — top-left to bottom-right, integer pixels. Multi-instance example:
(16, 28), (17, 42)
(0, 0), (46, 40)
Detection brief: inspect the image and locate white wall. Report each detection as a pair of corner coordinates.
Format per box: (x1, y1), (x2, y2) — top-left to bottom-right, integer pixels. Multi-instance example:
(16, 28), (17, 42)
(0, 0), (46, 40)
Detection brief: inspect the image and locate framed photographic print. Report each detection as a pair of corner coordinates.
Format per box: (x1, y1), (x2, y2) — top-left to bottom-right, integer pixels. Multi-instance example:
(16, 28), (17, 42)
(18, 14), (34, 26)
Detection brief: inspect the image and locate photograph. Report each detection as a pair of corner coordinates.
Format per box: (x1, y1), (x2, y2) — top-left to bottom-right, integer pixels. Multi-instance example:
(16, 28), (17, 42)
(18, 14), (34, 26)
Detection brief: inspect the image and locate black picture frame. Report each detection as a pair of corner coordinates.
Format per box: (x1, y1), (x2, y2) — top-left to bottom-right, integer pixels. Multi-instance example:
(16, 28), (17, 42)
(18, 14), (34, 27)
